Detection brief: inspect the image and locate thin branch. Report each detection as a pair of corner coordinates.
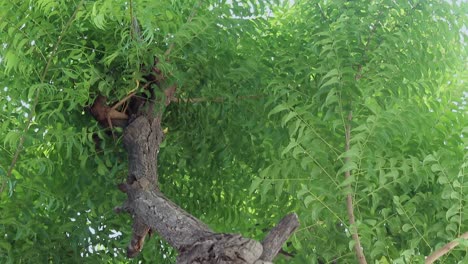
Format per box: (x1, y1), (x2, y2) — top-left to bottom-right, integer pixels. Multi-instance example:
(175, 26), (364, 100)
(171, 94), (263, 103)
(344, 111), (367, 264)
(129, 0), (141, 41)
(425, 232), (468, 264)
(164, 1), (201, 58)
(1, 0), (85, 195)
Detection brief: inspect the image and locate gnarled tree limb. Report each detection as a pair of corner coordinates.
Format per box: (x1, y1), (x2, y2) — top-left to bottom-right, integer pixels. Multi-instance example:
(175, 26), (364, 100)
(118, 115), (299, 262)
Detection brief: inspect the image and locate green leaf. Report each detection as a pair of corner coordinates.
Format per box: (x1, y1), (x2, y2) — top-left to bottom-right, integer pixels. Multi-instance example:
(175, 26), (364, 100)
(4, 50), (19, 74)
(320, 76), (339, 90)
(337, 161), (358, 176)
(423, 154), (437, 164)
(348, 239), (356, 251)
(274, 179), (285, 197)
(281, 111), (298, 127)
(97, 160), (107, 176)
(282, 139), (298, 156)
(325, 88), (338, 106)
(0, 241), (12, 252)
(63, 68), (79, 79)
(402, 224), (412, 232)
(297, 184), (309, 199)
(303, 195), (314, 207)
(338, 146), (360, 159)
(249, 177), (263, 195)
(455, 237), (468, 247)
(4, 131), (19, 149)
(445, 204), (459, 221)
(103, 49), (120, 65)
(431, 163), (443, 172)
(268, 104), (288, 117)
(322, 69), (339, 81)
(260, 182), (272, 204)
(166, 10), (174, 20)
(438, 176), (449, 184)
(446, 223), (457, 234)
(339, 174), (355, 187)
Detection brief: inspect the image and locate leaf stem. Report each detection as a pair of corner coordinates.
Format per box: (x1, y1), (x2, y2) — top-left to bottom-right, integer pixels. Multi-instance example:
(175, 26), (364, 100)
(164, 1), (201, 58)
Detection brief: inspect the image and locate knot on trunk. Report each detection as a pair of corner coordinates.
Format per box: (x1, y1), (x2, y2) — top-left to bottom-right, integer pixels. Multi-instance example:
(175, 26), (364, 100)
(177, 233), (263, 264)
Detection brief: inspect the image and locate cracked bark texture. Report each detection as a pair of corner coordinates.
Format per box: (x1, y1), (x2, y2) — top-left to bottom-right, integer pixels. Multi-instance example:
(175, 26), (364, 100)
(118, 115), (299, 263)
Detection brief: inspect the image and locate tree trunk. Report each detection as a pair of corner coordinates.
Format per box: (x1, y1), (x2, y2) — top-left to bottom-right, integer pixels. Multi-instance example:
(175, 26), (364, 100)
(117, 115), (299, 263)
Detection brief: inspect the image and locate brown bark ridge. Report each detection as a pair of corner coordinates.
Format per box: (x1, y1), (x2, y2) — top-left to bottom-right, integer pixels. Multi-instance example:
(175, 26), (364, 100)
(116, 114), (299, 263)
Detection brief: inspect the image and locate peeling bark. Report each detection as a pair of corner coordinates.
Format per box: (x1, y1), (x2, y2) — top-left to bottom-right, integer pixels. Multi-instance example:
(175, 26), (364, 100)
(117, 115), (299, 262)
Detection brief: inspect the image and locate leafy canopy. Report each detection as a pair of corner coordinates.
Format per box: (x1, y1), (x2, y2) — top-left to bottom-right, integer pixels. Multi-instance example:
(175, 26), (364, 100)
(0, 0), (467, 263)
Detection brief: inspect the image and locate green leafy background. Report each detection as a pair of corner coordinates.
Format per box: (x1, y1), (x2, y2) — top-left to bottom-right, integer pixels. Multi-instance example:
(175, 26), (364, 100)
(0, 0), (467, 263)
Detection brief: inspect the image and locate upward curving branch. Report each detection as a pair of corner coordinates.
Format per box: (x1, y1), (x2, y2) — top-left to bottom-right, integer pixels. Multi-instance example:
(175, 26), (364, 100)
(344, 111), (367, 264)
(117, 115), (299, 262)
(425, 232), (468, 264)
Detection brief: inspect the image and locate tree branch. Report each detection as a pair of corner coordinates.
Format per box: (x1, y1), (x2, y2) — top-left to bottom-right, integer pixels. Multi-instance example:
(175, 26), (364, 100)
(260, 213), (299, 261)
(425, 232), (468, 264)
(164, 1), (201, 58)
(119, 116), (299, 261)
(171, 94), (264, 104)
(344, 111), (367, 264)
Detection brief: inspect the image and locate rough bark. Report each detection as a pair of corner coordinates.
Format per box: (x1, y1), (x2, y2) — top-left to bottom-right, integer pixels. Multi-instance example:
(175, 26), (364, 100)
(260, 213), (299, 261)
(122, 116), (162, 187)
(117, 115), (299, 262)
(177, 233), (264, 264)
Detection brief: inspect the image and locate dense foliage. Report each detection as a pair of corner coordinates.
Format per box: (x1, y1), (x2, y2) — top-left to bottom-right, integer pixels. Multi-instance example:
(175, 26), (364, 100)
(0, 0), (467, 263)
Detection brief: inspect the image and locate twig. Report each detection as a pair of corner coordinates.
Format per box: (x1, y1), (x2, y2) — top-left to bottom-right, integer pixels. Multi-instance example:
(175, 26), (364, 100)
(1, 0), (85, 195)
(425, 232), (468, 264)
(344, 111), (367, 264)
(129, 0), (141, 41)
(171, 94), (264, 103)
(164, 1), (201, 58)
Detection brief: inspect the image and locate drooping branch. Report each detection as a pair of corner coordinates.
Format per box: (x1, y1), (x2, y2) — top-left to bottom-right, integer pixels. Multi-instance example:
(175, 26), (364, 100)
(425, 232), (468, 264)
(344, 111), (368, 264)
